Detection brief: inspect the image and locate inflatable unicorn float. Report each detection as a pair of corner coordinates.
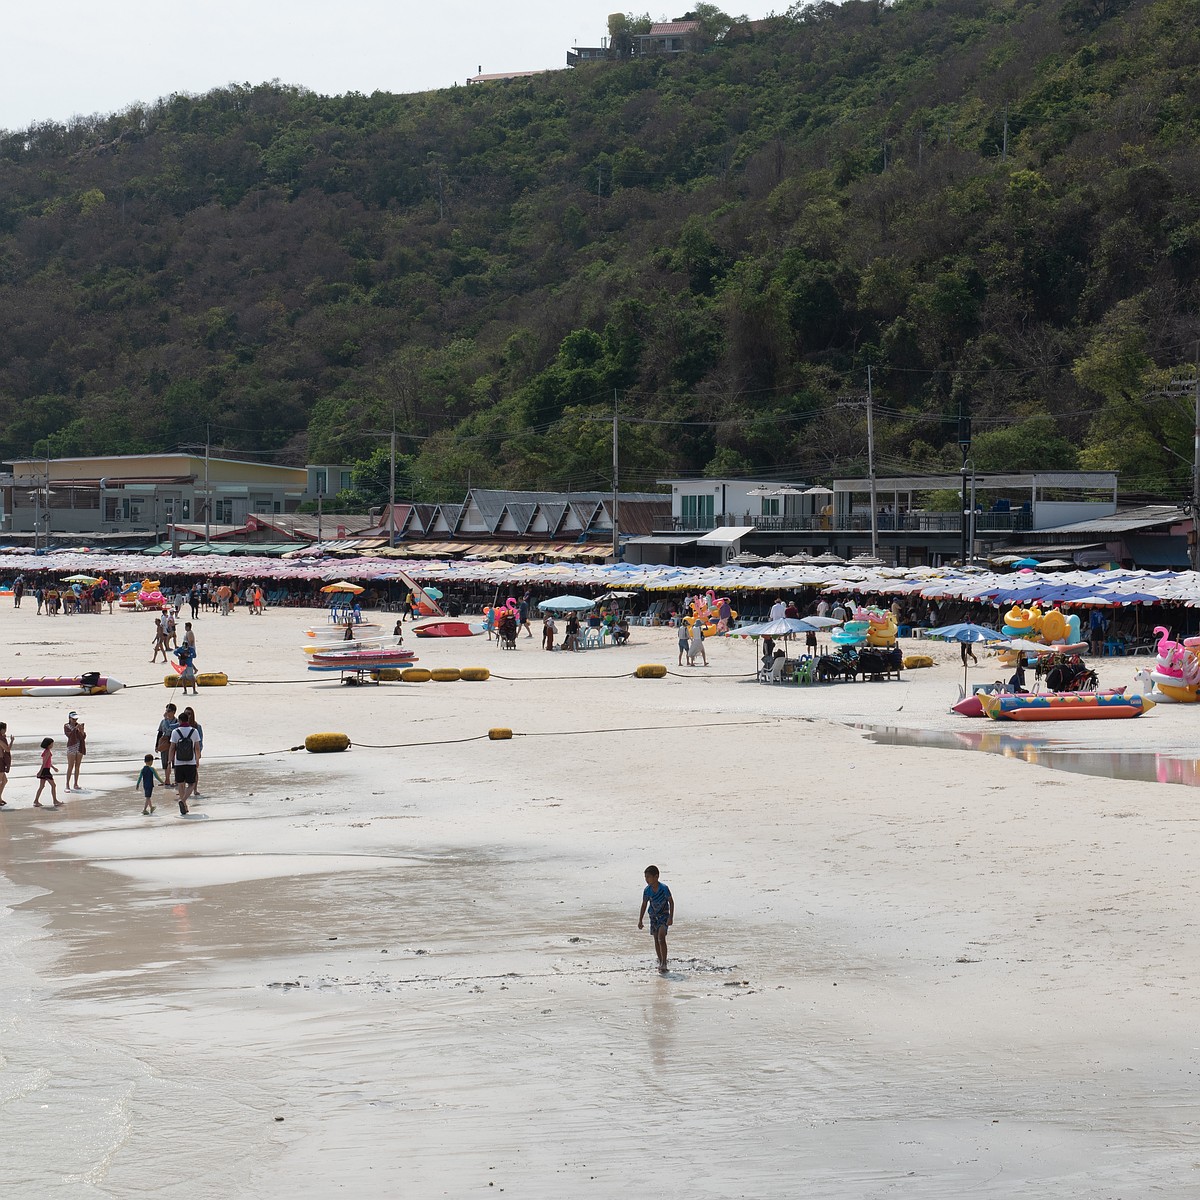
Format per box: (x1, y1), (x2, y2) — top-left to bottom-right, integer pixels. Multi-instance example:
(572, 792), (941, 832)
(1147, 626), (1200, 702)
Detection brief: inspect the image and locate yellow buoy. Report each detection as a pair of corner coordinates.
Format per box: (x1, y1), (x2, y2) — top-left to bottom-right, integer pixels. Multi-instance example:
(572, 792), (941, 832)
(163, 675), (182, 688)
(372, 668), (403, 681)
(197, 672), (228, 687)
(903, 655), (933, 669)
(634, 664), (667, 679)
(304, 732), (351, 753)
(488, 727), (513, 740)
(459, 667), (490, 682)
(401, 668), (432, 682)
(431, 667), (462, 682)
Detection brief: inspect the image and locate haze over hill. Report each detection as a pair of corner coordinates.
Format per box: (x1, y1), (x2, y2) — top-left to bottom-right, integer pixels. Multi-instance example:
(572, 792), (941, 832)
(0, 0), (1197, 507)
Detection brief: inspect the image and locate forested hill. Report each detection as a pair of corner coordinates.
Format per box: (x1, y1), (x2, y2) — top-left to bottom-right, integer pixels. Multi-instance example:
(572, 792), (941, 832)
(1, 0), (1199, 504)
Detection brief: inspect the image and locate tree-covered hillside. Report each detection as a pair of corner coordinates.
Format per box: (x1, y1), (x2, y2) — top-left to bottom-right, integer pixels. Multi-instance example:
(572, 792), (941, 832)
(2, 0), (1199, 503)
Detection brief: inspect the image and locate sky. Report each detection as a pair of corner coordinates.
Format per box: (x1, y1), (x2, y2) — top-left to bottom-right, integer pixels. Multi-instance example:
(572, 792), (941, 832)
(3, 1), (782, 132)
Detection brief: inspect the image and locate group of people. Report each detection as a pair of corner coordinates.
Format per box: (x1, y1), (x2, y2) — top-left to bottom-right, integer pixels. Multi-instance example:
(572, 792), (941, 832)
(0, 703), (205, 818)
(0, 710), (88, 809)
(153, 702), (205, 815)
(676, 621), (709, 667)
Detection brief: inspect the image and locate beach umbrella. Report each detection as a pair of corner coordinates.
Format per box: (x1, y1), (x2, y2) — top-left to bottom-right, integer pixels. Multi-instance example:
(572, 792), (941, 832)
(423, 586), (444, 599)
(63, 574), (101, 584)
(320, 581), (365, 594)
(538, 595), (596, 612)
(926, 622), (1007, 694)
(926, 622), (1004, 643)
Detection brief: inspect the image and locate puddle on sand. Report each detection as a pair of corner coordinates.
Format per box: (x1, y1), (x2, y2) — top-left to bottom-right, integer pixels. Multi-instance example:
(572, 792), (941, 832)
(855, 724), (1200, 789)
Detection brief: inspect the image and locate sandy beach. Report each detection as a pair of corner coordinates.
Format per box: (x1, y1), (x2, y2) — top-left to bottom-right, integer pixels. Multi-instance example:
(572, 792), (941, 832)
(1, 602), (1199, 1197)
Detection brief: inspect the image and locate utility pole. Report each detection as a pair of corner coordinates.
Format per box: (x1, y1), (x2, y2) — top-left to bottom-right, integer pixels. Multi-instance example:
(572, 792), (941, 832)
(867, 366), (878, 561)
(958, 407), (972, 565)
(612, 389), (620, 561)
(317, 491), (324, 547)
(44, 447), (51, 550)
(388, 409), (397, 546)
(1193, 342), (1200, 569)
(204, 425), (211, 544)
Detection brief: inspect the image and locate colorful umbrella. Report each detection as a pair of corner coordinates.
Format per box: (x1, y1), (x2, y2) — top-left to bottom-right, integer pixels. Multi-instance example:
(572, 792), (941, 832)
(320, 581), (365, 594)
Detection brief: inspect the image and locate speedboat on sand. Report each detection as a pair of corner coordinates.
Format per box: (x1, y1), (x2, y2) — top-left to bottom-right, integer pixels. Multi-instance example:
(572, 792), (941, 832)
(412, 620), (484, 638)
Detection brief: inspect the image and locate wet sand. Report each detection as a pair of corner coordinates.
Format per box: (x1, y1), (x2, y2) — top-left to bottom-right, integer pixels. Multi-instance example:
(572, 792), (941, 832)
(1, 604), (1199, 1196)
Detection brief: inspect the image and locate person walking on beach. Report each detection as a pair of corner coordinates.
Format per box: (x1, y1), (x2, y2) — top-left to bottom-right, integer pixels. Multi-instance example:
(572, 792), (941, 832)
(182, 621), (197, 659)
(769, 596), (786, 621)
(63, 712), (86, 791)
(178, 644), (198, 695)
(13, 576), (23, 608)
(182, 707), (205, 797)
(960, 641), (977, 667)
(170, 712), (200, 815)
(156, 703), (179, 785)
(688, 623), (707, 667)
(189, 582), (201, 620)
(164, 606), (178, 648)
(518, 592), (533, 638)
(677, 620), (690, 667)
(638, 865), (674, 971)
(0, 722), (12, 806)
(136, 754), (163, 814)
(216, 584), (231, 616)
(151, 617), (169, 663)
(542, 613), (556, 651)
(34, 737), (60, 807)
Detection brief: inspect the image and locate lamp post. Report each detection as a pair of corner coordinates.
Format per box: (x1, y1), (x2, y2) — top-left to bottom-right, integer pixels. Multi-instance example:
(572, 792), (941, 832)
(317, 491), (324, 547)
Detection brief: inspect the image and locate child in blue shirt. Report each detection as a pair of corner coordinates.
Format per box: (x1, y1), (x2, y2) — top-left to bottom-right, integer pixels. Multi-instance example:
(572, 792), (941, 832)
(136, 754), (164, 815)
(638, 865), (674, 971)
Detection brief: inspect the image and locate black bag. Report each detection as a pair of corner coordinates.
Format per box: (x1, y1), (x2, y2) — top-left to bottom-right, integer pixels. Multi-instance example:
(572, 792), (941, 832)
(174, 729), (196, 762)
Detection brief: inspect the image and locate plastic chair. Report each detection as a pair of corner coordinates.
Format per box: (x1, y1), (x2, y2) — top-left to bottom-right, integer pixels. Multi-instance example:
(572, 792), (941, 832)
(793, 658), (815, 685)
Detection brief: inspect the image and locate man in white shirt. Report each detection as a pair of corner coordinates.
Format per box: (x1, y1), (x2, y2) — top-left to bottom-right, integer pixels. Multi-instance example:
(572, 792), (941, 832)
(816, 598), (830, 618)
(768, 597), (787, 621)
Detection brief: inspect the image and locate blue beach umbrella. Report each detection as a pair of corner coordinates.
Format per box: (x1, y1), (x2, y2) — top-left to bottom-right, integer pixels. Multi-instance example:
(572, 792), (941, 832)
(538, 595), (596, 612)
(925, 622), (1005, 644)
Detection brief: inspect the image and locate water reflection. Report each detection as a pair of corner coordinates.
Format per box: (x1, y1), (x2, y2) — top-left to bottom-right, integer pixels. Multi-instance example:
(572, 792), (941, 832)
(857, 724), (1200, 788)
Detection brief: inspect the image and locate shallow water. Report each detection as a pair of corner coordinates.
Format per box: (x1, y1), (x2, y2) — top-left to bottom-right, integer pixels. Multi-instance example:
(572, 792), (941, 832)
(856, 723), (1200, 788)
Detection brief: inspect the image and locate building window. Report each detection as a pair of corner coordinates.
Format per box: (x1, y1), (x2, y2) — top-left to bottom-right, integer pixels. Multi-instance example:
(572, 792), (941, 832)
(182, 499), (191, 519)
(340, 471), (353, 490)
(761, 498), (780, 517)
(314, 469), (327, 494)
(680, 494), (714, 526)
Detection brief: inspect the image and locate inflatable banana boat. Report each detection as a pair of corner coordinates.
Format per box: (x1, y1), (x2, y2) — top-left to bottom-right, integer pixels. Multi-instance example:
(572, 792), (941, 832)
(954, 686), (1126, 718)
(979, 692), (1154, 721)
(0, 674), (124, 697)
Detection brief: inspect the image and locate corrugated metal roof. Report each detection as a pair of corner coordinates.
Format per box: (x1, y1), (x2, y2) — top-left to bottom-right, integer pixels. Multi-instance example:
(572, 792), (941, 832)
(1033, 506), (1188, 535)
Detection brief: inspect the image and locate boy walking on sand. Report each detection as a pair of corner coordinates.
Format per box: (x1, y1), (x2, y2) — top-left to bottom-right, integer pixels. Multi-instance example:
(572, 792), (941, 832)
(638, 865), (674, 971)
(136, 754), (163, 814)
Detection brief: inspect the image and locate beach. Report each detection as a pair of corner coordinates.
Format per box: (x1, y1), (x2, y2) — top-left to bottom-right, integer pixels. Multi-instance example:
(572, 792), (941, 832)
(1, 603), (1199, 1197)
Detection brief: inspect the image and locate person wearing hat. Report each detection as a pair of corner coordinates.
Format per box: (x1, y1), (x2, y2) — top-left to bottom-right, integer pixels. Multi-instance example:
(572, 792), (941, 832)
(63, 711), (86, 792)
